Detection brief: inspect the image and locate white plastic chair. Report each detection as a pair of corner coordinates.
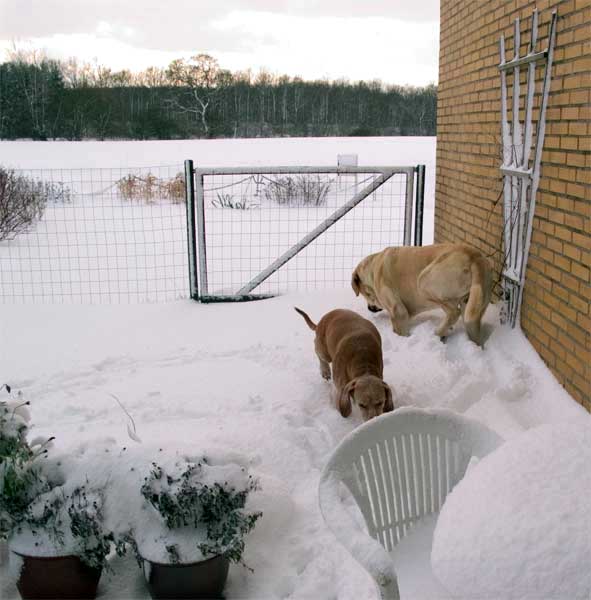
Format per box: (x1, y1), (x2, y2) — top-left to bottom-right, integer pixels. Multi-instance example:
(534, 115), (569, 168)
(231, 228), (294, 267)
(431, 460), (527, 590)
(318, 407), (503, 599)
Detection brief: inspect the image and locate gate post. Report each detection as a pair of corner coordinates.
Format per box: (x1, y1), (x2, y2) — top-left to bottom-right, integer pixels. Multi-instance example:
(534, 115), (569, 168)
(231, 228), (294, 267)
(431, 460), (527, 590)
(184, 160), (198, 300)
(195, 168), (208, 298)
(414, 164), (426, 246)
(403, 169), (415, 246)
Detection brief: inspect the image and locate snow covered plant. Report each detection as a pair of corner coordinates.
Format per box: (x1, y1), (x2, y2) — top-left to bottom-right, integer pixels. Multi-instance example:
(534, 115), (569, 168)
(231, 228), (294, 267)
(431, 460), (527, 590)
(0, 386), (52, 540)
(12, 482), (126, 570)
(1, 386), (121, 570)
(139, 457), (262, 565)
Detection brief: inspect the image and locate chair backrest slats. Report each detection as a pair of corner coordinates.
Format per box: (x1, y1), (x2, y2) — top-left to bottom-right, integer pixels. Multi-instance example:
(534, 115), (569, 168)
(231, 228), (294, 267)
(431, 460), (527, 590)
(373, 443), (394, 546)
(327, 408), (502, 550)
(408, 433), (421, 520)
(417, 432), (428, 517)
(426, 433), (437, 513)
(363, 449), (383, 536)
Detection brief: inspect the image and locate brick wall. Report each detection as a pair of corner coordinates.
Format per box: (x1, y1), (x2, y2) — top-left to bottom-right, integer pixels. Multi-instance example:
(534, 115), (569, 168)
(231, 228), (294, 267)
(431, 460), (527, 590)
(436, 0), (590, 409)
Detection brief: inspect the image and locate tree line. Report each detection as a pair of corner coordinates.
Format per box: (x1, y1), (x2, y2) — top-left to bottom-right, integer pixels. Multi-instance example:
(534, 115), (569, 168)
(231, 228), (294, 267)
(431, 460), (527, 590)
(0, 51), (437, 140)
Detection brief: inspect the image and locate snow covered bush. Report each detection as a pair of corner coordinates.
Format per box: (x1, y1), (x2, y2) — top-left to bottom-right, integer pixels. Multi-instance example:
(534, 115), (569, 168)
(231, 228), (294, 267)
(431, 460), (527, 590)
(136, 456), (262, 565)
(10, 483), (125, 570)
(0, 387), (121, 570)
(0, 168), (45, 241)
(2, 388), (263, 575)
(0, 168), (71, 241)
(116, 172), (185, 204)
(0, 387), (51, 540)
(263, 175), (331, 206)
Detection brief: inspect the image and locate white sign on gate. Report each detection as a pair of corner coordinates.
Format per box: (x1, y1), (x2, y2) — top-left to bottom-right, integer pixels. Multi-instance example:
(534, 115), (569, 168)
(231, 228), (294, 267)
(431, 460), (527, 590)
(337, 154), (359, 189)
(337, 154), (358, 167)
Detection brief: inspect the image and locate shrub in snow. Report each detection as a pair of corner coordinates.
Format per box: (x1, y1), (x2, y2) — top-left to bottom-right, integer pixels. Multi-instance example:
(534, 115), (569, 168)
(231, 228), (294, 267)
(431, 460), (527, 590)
(2, 388), (263, 575)
(0, 168), (71, 241)
(0, 387), (52, 540)
(212, 192), (257, 210)
(263, 175), (331, 206)
(137, 456), (262, 565)
(0, 387), (121, 571)
(10, 483), (125, 570)
(0, 168), (45, 241)
(116, 172), (185, 204)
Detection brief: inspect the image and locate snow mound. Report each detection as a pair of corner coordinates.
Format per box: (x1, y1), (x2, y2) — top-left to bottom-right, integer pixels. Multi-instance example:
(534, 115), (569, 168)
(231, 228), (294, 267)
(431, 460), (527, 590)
(431, 422), (591, 599)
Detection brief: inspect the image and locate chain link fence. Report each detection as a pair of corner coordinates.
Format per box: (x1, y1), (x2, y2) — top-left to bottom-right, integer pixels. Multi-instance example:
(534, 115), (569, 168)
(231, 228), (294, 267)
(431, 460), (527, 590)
(0, 162), (424, 304)
(0, 165), (188, 303)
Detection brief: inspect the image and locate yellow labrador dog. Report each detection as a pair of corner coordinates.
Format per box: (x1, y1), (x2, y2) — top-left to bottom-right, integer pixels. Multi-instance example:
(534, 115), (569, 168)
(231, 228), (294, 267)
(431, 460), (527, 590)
(295, 307), (394, 421)
(351, 243), (492, 346)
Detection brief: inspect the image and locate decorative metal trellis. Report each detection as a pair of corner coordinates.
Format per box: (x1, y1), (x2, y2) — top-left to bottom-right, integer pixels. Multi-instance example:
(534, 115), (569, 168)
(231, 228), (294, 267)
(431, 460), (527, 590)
(499, 9), (558, 327)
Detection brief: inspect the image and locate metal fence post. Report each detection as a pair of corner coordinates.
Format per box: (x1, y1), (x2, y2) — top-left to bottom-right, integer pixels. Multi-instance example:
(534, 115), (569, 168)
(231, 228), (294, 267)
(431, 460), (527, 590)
(403, 168), (415, 246)
(184, 160), (198, 300)
(195, 168), (208, 298)
(414, 164), (426, 246)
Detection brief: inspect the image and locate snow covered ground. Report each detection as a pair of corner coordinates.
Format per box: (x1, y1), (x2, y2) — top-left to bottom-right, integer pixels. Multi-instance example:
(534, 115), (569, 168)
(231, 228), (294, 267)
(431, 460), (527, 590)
(0, 137), (588, 599)
(1, 293), (587, 599)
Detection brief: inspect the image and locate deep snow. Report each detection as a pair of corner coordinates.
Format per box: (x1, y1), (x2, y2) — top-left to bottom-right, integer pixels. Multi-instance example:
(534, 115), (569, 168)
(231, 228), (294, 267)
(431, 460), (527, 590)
(1, 290), (588, 599)
(432, 423), (591, 599)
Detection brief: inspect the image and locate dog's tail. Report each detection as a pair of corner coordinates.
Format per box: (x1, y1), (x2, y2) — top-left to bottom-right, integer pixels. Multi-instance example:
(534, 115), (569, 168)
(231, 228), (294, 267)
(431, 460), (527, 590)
(294, 307), (317, 331)
(464, 256), (492, 346)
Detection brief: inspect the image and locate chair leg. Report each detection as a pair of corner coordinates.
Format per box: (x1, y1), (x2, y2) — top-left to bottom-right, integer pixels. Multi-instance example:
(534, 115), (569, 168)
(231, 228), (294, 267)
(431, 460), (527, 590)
(377, 578), (401, 600)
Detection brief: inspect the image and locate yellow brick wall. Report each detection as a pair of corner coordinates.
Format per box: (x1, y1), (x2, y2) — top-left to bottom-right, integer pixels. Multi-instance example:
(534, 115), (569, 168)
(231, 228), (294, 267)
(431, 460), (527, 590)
(436, 0), (590, 409)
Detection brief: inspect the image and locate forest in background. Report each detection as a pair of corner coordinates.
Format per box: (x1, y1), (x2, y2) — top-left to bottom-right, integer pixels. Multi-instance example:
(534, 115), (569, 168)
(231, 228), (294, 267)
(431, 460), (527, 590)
(0, 51), (437, 140)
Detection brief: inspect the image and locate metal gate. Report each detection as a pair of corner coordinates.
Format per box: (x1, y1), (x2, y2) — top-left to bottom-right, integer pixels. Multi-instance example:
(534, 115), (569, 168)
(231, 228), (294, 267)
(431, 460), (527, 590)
(499, 9), (557, 327)
(184, 163), (425, 301)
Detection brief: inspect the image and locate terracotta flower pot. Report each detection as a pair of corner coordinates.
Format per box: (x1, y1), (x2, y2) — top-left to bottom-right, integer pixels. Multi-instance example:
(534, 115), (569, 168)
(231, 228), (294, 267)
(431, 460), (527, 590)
(12, 552), (102, 600)
(142, 554), (230, 600)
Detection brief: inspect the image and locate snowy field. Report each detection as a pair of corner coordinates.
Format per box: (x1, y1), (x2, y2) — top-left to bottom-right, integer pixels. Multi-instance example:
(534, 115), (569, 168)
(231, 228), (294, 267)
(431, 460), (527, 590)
(0, 137), (589, 599)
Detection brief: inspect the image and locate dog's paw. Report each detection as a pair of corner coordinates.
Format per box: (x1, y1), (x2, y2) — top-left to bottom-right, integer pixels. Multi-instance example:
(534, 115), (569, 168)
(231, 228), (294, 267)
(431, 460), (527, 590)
(321, 371), (331, 381)
(439, 335), (448, 344)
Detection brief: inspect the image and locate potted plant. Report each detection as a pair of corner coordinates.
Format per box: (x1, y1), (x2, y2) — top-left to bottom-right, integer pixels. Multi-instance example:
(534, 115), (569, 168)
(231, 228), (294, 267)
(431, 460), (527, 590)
(0, 387), (122, 599)
(133, 455), (262, 600)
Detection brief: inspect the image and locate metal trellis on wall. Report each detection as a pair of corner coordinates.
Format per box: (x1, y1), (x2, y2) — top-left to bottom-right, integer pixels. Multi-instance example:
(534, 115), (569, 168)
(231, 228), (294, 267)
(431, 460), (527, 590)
(499, 8), (557, 327)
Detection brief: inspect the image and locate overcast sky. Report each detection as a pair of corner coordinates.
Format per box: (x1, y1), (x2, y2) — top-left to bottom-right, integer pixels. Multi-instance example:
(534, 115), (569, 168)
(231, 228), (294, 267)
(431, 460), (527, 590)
(0, 0), (439, 86)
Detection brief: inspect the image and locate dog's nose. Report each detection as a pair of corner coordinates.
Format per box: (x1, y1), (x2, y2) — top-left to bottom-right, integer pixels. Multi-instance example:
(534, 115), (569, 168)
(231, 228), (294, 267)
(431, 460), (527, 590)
(368, 305), (382, 313)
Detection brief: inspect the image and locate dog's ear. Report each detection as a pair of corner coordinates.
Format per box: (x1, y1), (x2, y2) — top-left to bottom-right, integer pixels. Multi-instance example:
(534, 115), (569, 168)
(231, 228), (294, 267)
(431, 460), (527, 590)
(338, 380), (356, 417)
(351, 270), (361, 296)
(383, 382), (394, 413)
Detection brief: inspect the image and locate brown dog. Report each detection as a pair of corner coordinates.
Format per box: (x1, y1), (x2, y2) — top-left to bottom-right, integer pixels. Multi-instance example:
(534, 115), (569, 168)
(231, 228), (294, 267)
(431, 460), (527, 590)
(295, 307), (394, 421)
(351, 243), (492, 346)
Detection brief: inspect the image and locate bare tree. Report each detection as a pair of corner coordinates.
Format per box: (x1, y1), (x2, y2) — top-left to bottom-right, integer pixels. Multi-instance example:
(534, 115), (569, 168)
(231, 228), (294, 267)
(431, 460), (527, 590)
(165, 54), (226, 136)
